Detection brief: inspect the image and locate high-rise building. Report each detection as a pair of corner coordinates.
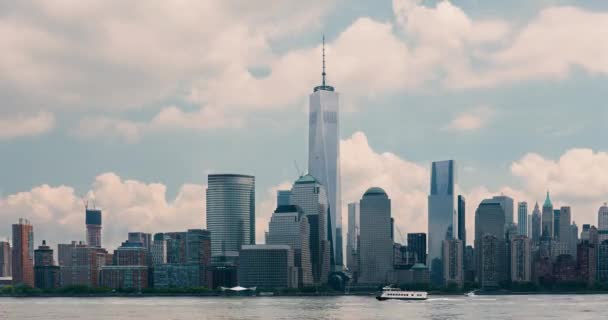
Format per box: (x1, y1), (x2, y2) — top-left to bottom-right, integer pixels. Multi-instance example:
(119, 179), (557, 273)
(358, 187), (393, 285)
(266, 205), (313, 287)
(474, 199), (506, 288)
(457, 195), (466, 246)
(598, 203), (608, 243)
(553, 209), (561, 240)
(86, 209), (102, 248)
(0, 241), (10, 277)
(570, 222), (579, 260)
(151, 233), (168, 266)
(510, 236), (531, 282)
(206, 174), (255, 264)
(308, 39), (342, 269)
(531, 203), (542, 244)
(346, 202), (360, 276)
(290, 174), (331, 284)
(12, 219), (34, 287)
(128, 232), (152, 250)
(577, 241), (597, 286)
(492, 195), (514, 228)
(541, 192), (554, 239)
(58, 241), (108, 288)
(442, 239), (463, 288)
(557, 206), (574, 258)
(597, 240), (608, 283)
(428, 160), (456, 280)
(238, 245), (298, 289)
(407, 233), (427, 265)
(518, 202), (528, 237)
(34, 240), (60, 289)
(277, 190), (292, 207)
(101, 240), (149, 290)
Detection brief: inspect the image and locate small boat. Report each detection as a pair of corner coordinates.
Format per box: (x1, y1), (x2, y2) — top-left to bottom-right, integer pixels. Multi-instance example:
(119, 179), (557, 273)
(465, 291), (477, 297)
(376, 286), (428, 301)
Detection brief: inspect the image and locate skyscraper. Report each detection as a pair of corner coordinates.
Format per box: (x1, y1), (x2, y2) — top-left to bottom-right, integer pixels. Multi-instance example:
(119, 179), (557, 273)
(86, 209), (102, 248)
(206, 174), (255, 263)
(407, 233), (427, 265)
(428, 160), (456, 277)
(492, 195), (514, 228)
(308, 38), (342, 268)
(276, 190), (292, 207)
(346, 202), (360, 274)
(518, 202), (528, 237)
(442, 239), (464, 288)
(559, 207), (572, 251)
(12, 218), (34, 287)
(358, 187), (393, 285)
(510, 236), (531, 282)
(475, 199), (506, 288)
(598, 203), (608, 243)
(457, 195), (466, 246)
(553, 209), (561, 240)
(266, 205), (313, 287)
(290, 174), (331, 284)
(531, 202), (542, 244)
(541, 192), (554, 239)
(0, 241), (10, 277)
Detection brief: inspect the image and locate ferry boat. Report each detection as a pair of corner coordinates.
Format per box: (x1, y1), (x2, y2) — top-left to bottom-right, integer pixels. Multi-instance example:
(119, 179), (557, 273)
(376, 286), (428, 301)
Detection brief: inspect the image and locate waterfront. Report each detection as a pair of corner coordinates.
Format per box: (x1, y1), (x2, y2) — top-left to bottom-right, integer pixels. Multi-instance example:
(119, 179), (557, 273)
(0, 295), (606, 320)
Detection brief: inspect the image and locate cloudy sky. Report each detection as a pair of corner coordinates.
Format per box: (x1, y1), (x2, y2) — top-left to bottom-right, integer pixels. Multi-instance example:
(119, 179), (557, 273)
(2, 0), (608, 251)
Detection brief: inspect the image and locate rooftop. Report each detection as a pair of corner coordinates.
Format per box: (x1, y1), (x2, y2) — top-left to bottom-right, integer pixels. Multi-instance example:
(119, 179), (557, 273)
(294, 174), (319, 185)
(363, 187), (387, 197)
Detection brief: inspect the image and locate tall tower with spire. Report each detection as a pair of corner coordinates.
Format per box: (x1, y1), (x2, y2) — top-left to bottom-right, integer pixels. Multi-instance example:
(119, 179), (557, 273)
(308, 36), (343, 270)
(541, 191), (554, 239)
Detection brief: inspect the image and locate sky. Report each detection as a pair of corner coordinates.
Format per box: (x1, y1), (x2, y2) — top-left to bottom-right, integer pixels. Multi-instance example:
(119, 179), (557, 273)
(1, 0), (608, 251)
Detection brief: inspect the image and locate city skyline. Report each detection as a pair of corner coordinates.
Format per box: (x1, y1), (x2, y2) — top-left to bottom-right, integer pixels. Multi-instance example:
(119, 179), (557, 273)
(2, 0), (608, 258)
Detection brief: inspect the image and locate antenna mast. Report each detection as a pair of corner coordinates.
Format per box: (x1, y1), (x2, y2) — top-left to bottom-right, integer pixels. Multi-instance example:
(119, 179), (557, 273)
(322, 35), (326, 87)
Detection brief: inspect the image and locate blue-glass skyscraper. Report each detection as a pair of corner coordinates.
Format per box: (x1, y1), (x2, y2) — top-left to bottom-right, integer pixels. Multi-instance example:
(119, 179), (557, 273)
(428, 160), (457, 274)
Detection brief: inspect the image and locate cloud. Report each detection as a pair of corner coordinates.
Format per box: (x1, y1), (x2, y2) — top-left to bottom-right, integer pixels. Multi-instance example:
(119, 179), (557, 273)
(0, 112), (55, 140)
(444, 106), (495, 131)
(0, 172), (205, 251)
(340, 131), (429, 243)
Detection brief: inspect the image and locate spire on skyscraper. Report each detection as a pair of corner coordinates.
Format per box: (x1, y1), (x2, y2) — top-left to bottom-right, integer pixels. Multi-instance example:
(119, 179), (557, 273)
(322, 35), (326, 87)
(544, 191), (552, 207)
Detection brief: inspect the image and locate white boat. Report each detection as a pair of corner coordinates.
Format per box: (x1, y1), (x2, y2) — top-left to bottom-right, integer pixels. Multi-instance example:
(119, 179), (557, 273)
(465, 291), (477, 297)
(376, 286), (428, 301)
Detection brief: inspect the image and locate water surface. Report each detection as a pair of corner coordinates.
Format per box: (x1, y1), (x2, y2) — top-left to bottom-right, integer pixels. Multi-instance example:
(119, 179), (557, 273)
(0, 295), (605, 319)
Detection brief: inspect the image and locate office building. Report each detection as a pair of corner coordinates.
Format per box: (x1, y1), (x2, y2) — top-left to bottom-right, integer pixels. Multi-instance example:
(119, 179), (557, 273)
(457, 195), (466, 246)
(442, 239), (463, 288)
(267, 205), (313, 287)
(428, 160), (456, 281)
(86, 209), (102, 248)
(598, 240), (608, 283)
(407, 233), (427, 265)
(0, 241), (10, 277)
(358, 187), (393, 285)
(206, 174), (255, 263)
(277, 190), (292, 207)
(492, 195), (514, 228)
(290, 174), (331, 284)
(34, 240), (60, 289)
(598, 204), (608, 243)
(518, 202), (528, 237)
(531, 203), (541, 244)
(553, 209), (561, 240)
(510, 236), (531, 282)
(12, 219), (34, 287)
(577, 241), (597, 286)
(475, 199), (506, 288)
(101, 240), (149, 290)
(346, 202), (360, 277)
(542, 192), (554, 239)
(151, 233), (168, 266)
(308, 40), (342, 268)
(238, 245), (298, 289)
(128, 232), (152, 250)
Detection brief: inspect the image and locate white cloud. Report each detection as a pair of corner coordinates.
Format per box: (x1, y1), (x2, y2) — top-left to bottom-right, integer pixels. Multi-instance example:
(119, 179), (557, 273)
(0, 112), (55, 140)
(0, 172), (205, 251)
(444, 106), (495, 131)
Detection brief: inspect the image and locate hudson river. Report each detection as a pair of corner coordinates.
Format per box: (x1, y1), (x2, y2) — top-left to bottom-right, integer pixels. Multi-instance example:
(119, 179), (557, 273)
(0, 295), (606, 319)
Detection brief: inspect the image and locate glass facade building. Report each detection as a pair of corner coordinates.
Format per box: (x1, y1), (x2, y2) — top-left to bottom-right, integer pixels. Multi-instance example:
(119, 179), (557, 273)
(308, 58), (342, 268)
(86, 209), (102, 248)
(457, 195), (466, 246)
(428, 160), (456, 272)
(206, 174), (255, 263)
(238, 245), (298, 289)
(518, 202), (528, 237)
(346, 202), (360, 273)
(474, 199), (506, 287)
